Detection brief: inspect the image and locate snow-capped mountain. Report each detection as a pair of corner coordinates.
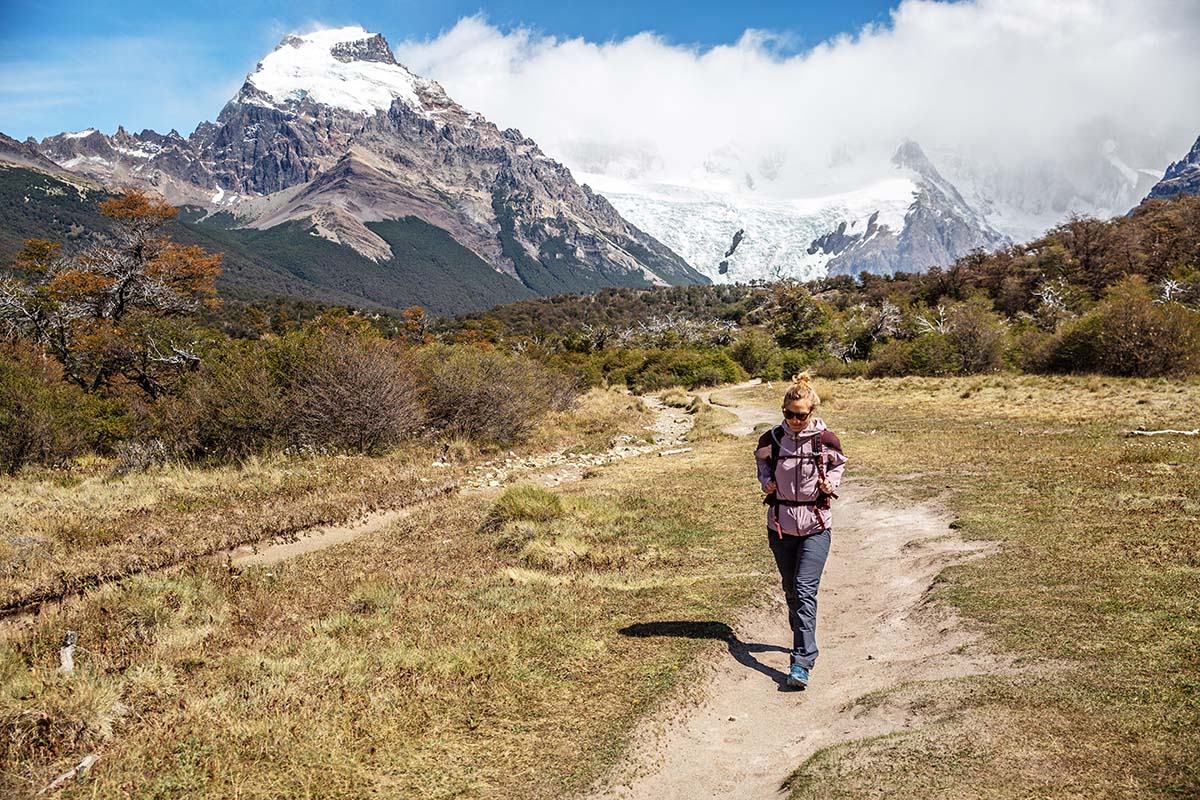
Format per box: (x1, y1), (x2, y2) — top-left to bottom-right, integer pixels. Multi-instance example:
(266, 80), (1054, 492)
(1146, 134), (1200, 200)
(23, 25), (1190, 296)
(31, 27), (706, 296)
(814, 142), (1007, 277)
(587, 140), (1006, 282)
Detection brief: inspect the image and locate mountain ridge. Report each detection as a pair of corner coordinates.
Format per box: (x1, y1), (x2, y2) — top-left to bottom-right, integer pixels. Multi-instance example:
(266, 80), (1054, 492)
(21, 26), (708, 308)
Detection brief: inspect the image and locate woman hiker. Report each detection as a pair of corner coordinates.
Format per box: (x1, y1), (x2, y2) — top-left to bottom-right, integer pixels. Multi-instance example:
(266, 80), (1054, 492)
(755, 372), (846, 689)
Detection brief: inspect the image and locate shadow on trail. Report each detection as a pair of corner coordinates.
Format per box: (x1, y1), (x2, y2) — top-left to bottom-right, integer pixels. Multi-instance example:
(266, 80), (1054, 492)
(619, 621), (793, 690)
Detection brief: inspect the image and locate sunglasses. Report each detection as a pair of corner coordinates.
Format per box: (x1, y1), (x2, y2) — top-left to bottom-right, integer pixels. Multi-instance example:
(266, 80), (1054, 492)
(783, 409), (812, 421)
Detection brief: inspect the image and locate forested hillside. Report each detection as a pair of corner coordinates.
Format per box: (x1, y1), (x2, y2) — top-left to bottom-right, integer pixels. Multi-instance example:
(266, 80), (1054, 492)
(441, 194), (1200, 383)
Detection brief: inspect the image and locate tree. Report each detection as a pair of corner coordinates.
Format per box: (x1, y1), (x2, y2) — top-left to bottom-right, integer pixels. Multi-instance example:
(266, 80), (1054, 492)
(944, 297), (1007, 374)
(730, 328), (779, 376)
(0, 190), (221, 398)
(400, 305), (431, 345)
(768, 281), (830, 350)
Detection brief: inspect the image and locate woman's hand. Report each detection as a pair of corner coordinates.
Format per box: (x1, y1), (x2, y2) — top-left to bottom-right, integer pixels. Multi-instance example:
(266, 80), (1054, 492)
(762, 480), (777, 494)
(817, 478), (834, 495)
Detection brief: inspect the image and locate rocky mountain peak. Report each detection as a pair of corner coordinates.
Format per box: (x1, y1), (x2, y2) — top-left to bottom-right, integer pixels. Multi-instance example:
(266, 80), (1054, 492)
(1146, 134), (1200, 201)
(800, 140), (1009, 277)
(0, 131), (89, 182)
(20, 24), (707, 298)
(238, 27), (426, 117)
(330, 32), (397, 65)
(891, 140), (936, 176)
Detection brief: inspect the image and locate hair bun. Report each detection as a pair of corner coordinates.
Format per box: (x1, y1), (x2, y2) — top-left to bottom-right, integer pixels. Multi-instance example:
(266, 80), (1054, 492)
(783, 371), (819, 409)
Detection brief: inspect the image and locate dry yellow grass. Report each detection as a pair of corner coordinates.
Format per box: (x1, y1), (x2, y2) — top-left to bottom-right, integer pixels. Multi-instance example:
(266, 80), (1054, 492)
(536, 388), (656, 452)
(0, 389), (652, 613)
(0, 448), (461, 612)
(1, 435), (769, 798)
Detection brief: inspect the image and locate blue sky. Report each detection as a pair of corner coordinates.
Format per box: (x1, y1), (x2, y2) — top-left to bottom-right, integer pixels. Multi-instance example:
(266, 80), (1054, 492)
(0, 0), (897, 140)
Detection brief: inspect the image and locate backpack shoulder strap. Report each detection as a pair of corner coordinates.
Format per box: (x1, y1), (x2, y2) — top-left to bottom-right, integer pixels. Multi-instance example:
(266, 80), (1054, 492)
(755, 425), (785, 476)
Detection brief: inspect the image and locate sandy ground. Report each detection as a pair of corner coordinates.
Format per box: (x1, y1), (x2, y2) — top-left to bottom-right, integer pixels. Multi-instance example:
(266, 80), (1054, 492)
(585, 385), (1007, 800)
(699, 379), (779, 436)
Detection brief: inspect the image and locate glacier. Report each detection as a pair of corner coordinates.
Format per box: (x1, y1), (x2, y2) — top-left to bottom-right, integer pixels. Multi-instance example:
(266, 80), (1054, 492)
(584, 173), (919, 284)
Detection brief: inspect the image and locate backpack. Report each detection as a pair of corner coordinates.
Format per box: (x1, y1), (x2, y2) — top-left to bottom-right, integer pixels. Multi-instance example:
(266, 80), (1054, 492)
(759, 425), (842, 534)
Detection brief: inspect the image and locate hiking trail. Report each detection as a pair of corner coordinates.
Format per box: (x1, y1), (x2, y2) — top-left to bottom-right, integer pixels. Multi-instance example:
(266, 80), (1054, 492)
(585, 381), (1009, 800)
(217, 391), (695, 566)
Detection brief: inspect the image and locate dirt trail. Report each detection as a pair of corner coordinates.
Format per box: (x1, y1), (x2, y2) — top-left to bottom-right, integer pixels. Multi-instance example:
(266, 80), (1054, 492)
(586, 385), (1005, 800)
(214, 393), (693, 568)
(698, 379), (777, 436)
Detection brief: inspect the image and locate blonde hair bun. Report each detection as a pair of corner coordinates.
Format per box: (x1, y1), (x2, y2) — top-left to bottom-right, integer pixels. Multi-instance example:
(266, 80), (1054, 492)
(784, 371), (820, 408)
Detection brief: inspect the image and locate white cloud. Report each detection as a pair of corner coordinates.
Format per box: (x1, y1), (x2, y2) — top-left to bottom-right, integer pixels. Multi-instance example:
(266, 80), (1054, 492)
(395, 0), (1200, 196)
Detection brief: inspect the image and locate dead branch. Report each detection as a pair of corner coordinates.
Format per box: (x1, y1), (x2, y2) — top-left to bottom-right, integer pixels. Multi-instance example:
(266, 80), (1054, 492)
(38, 754), (99, 796)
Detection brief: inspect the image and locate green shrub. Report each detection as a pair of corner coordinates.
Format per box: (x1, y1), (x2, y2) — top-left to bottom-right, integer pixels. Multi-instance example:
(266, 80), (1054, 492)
(487, 485), (565, 528)
(180, 340), (289, 459)
(419, 345), (571, 445)
(620, 349), (744, 392)
(1006, 322), (1055, 372)
(763, 348), (816, 381)
(1035, 276), (1200, 376)
(865, 340), (913, 378)
(945, 299), (1007, 374)
(866, 300), (1007, 377)
(0, 343), (122, 474)
(730, 329), (778, 377)
(808, 357), (866, 379)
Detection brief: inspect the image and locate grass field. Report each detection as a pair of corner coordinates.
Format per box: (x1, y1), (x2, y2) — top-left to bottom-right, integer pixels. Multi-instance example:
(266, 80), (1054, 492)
(2, 376), (1197, 798)
(0, 389), (653, 615)
(1, 425), (767, 797)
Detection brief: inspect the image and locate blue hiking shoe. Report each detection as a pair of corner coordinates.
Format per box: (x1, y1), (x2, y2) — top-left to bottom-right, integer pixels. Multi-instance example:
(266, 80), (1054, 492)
(786, 664), (809, 689)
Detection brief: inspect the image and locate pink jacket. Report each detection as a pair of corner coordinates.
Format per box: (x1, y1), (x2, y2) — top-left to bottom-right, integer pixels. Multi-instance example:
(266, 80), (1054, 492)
(755, 418), (847, 536)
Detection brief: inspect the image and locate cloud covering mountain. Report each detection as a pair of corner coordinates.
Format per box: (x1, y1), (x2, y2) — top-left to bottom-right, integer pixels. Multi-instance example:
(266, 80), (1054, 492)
(396, 0), (1200, 201)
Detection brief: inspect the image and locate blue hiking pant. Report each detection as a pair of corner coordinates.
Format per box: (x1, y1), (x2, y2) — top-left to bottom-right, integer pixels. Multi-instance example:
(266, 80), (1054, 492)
(767, 528), (831, 669)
